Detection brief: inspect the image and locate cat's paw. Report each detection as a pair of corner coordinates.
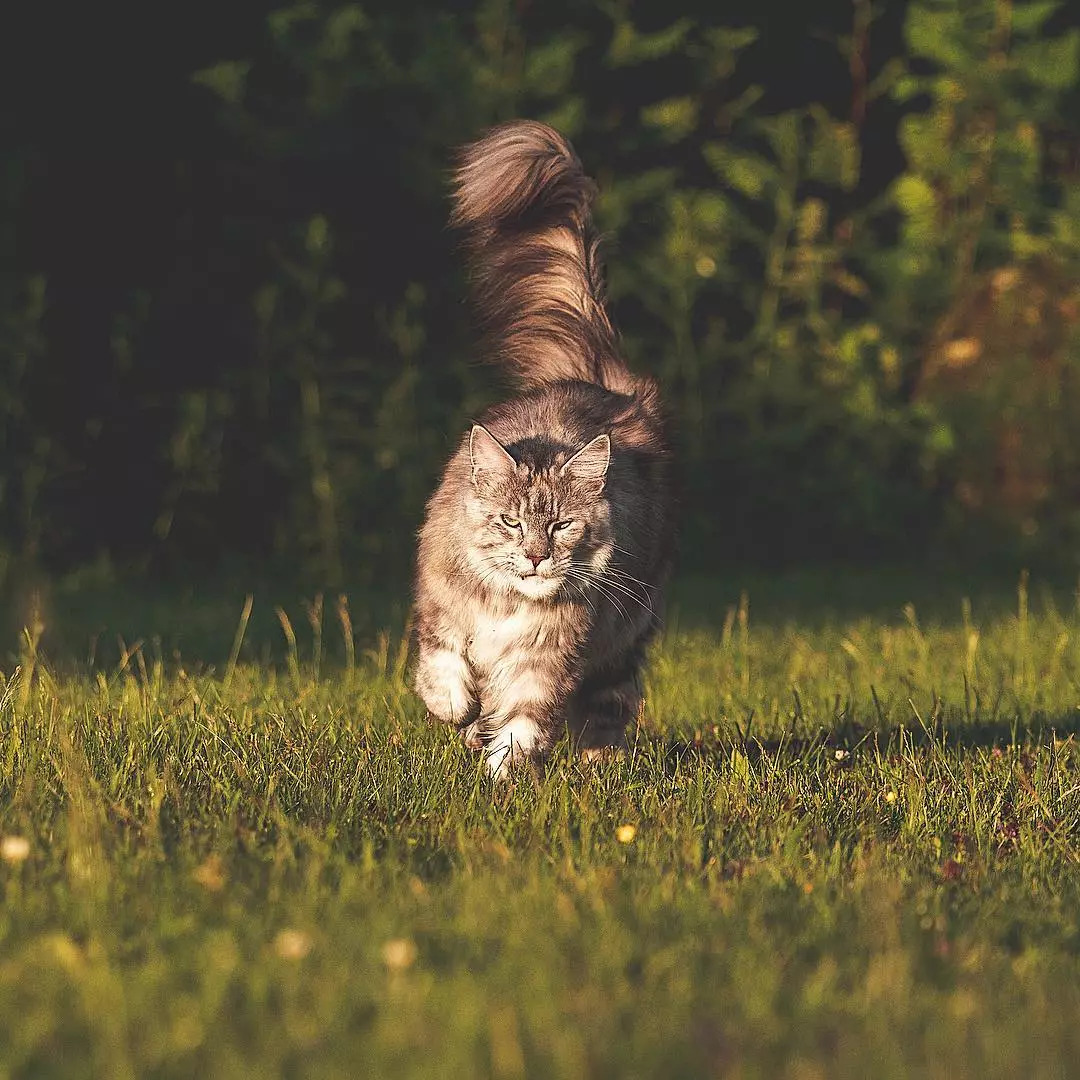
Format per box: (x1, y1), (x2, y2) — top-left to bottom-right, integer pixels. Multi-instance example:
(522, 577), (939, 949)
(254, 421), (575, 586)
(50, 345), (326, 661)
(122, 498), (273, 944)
(423, 698), (478, 729)
(484, 717), (541, 780)
(415, 649), (477, 727)
(576, 728), (628, 762)
(579, 744), (626, 763)
(420, 690), (479, 730)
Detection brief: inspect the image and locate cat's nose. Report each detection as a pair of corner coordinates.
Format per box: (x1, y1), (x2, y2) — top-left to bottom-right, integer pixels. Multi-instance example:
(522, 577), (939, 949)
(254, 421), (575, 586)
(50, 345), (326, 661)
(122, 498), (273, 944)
(527, 555), (543, 569)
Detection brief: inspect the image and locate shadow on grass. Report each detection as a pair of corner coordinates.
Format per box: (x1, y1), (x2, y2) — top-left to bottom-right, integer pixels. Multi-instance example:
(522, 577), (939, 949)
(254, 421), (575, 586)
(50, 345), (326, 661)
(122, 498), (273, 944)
(661, 712), (1080, 771)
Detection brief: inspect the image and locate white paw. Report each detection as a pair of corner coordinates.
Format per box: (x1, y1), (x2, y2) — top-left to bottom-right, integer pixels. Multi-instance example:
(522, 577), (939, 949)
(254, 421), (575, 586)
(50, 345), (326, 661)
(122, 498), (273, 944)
(484, 717), (540, 779)
(417, 649), (474, 724)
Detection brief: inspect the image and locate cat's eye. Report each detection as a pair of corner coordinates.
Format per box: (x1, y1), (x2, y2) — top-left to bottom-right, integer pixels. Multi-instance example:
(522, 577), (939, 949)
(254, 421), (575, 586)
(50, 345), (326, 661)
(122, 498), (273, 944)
(500, 514), (521, 529)
(551, 520), (572, 532)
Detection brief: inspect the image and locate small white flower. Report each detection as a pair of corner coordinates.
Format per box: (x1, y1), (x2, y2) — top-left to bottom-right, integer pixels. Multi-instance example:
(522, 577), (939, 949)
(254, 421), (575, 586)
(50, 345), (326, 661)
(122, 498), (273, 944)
(834, 749), (849, 762)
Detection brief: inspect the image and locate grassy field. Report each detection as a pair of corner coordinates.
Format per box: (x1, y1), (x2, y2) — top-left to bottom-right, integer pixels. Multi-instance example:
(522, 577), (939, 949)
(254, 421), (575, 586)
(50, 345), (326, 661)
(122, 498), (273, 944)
(2, 570), (1080, 1078)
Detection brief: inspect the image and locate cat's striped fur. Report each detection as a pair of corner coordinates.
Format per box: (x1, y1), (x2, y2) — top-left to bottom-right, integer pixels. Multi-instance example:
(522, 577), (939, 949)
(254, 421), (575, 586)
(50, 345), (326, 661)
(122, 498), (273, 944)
(413, 120), (674, 776)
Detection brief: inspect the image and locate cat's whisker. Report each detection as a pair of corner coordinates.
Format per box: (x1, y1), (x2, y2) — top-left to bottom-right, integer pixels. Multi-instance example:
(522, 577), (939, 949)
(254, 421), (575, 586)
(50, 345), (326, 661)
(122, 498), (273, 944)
(566, 580), (600, 619)
(596, 572), (654, 615)
(570, 570), (631, 622)
(562, 566), (608, 602)
(475, 559), (513, 597)
(600, 574), (648, 600)
(589, 584), (629, 622)
(605, 564), (655, 597)
(604, 565), (652, 590)
(600, 584), (655, 620)
(573, 583), (598, 620)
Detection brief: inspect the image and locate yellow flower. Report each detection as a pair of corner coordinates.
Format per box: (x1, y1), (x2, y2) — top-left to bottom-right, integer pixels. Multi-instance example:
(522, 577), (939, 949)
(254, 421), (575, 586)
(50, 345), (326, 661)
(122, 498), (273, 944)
(885, 790), (898, 804)
(382, 938), (417, 971)
(615, 824), (637, 844)
(273, 929), (313, 961)
(0, 836), (30, 864)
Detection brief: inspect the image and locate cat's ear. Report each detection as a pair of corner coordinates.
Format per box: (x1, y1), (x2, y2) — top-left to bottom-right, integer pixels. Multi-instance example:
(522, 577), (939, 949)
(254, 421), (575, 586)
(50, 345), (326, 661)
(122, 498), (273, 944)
(469, 425), (516, 487)
(560, 433), (610, 494)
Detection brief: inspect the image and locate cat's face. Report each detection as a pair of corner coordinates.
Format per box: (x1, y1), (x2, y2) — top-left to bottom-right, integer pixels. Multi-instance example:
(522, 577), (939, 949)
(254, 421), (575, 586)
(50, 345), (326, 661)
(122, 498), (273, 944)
(465, 425), (613, 600)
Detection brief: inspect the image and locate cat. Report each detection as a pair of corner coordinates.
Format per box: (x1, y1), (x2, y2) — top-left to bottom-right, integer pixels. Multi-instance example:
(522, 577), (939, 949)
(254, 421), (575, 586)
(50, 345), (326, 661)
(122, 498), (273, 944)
(412, 120), (674, 777)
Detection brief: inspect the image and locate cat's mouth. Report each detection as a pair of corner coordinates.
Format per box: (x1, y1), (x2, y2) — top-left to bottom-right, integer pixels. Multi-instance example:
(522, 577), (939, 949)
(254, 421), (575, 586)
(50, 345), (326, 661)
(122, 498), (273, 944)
(512, 573), (562, 600)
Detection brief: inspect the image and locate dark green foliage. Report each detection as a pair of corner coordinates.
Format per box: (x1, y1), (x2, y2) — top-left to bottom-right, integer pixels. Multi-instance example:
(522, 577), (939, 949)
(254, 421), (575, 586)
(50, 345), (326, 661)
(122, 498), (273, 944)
(2, 0), (1079, 583)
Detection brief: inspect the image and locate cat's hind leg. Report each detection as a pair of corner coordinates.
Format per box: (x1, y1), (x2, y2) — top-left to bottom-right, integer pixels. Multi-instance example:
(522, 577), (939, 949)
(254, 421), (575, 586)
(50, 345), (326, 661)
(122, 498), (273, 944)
(568, 666), (643, 758)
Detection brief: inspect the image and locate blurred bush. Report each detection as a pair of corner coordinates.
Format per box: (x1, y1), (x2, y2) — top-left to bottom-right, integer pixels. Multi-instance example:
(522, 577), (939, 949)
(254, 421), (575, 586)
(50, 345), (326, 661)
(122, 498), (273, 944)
(1, 0), (1079, 584)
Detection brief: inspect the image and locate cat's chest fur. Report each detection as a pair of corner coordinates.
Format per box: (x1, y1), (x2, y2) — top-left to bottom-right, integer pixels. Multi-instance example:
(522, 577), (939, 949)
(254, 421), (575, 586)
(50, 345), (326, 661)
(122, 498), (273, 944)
(465, 602), (578, 677)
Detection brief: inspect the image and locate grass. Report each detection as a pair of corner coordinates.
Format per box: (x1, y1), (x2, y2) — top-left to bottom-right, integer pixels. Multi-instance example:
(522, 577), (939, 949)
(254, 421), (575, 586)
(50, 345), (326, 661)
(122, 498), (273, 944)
(2, 569), (1080, 1078)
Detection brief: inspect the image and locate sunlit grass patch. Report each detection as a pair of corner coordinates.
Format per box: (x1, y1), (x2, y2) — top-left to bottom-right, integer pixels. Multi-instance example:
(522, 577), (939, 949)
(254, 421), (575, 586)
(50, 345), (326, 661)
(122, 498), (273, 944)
(1, 574), (1079, 1077)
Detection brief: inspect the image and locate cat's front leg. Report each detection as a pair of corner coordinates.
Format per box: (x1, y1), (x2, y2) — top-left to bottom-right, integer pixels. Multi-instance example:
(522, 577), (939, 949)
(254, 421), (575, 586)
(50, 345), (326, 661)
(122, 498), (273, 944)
(481, 665), (568, 778)
(414, 635), (478, 729)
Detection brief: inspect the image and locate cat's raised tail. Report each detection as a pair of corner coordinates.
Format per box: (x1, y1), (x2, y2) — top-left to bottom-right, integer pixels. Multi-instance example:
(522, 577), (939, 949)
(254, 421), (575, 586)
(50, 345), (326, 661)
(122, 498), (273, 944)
(450, 121), (632, 393)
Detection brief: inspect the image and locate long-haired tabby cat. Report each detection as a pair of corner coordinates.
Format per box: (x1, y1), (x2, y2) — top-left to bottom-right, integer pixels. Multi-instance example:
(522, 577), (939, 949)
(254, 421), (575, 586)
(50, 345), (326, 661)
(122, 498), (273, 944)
(413, 120), (674, 776)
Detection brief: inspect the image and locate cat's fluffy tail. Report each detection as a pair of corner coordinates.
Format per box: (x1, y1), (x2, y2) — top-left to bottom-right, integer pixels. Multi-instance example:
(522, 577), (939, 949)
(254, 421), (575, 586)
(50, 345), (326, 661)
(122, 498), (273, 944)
(451, 121), (632, 393)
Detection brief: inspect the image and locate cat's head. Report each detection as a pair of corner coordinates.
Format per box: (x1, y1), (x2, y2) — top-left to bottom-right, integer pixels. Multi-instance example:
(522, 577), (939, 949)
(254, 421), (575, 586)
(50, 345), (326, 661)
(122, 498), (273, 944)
(464, 425), (613, 600)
